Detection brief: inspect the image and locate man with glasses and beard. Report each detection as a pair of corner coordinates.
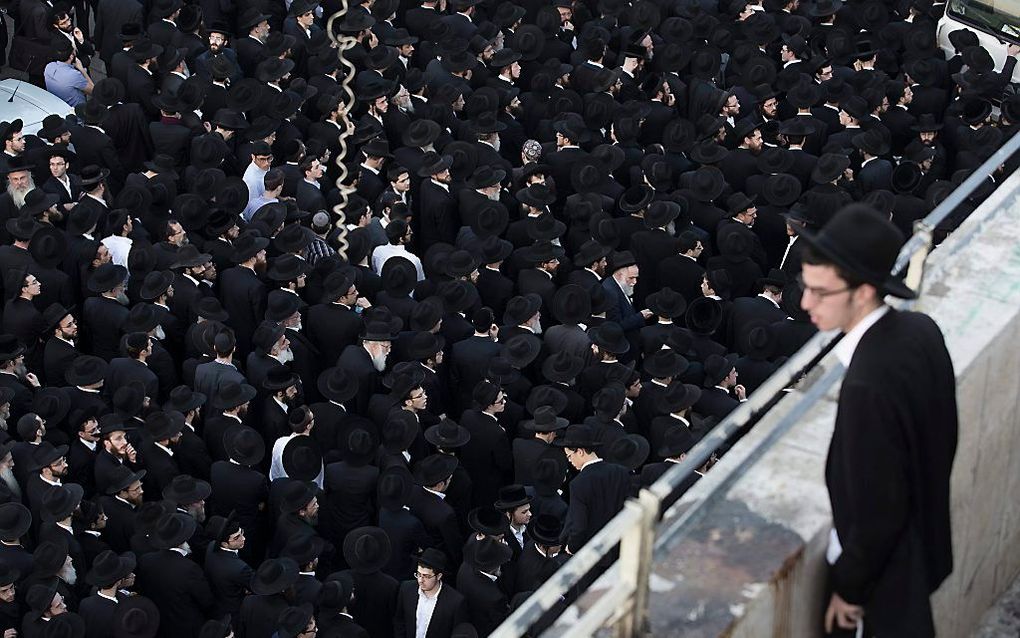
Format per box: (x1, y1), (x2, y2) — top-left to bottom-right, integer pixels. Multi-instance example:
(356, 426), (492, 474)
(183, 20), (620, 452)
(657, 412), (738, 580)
(0, 158), (37, 243)
(394, 548), (467, 638)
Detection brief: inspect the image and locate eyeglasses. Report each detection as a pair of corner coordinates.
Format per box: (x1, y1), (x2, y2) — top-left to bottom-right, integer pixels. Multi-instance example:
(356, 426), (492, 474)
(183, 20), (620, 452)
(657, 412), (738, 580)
(414, 572), (437, 581)
(796, 274), (855, 300)
(409, 391), (426, 401)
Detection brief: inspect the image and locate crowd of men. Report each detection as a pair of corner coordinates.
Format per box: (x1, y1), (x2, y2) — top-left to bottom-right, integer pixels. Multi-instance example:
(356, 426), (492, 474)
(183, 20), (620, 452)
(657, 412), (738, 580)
(0, 0), (1014, 634)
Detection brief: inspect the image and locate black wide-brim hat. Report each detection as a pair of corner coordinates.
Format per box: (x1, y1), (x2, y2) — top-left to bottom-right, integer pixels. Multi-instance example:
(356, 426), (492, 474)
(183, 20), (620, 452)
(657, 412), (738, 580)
(343, 526), (392, 574)
(646, 287), (687, 318)
(554, 424), (603, 449)
(795, 203), (915, 299)
(658, 381), (702, 412)
(378, 465), (414, 510)
(604, 433), (650, 470)
(282, 436), (323, 482)
(590, 320), (630, 355)
(702, 353), (738, 388)
(212, 381), (257, 410)
(152, 512), (197, 549)
(412, 453), (459, 486)
(162, 474), (212, 505)
(87, 550), (137, 587)
(762, 174), (802, 207)
(658, 424), (696, 458)
(317, 366), (359, 402)
(251, 558), (299, 595)
(686, 297), (723, 334)
(643, 349), (689, 379)
(468, 505), (510, 537)
(811, 153), (850, 184)
(551, 284), (592, 325)
(504, 293), (543, 326)
(465, 537), (514, 572)
(223, 425), (265, 466)
(424, 418), (471, 449)
(494, 484), (532, 511)
(542, 351), (585, 383)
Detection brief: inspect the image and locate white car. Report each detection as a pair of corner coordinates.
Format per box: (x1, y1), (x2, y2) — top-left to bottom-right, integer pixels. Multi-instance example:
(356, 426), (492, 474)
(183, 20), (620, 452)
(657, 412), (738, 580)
(0, 79), (75, 135)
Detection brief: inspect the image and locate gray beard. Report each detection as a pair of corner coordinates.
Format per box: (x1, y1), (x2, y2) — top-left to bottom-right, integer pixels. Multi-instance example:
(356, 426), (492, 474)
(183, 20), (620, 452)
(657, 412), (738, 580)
(114, 291), (130, 305)
(59, 563), (77, 586)
(0, 467), (20, 500)
(275, 348), (294, 364)
(9, 180), (34, 208)
(371, 352), (387, 372)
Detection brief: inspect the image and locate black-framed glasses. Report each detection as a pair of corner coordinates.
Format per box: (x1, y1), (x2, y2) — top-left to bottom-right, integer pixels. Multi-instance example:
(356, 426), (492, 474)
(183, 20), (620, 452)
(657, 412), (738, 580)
(796, 274), (855, 300)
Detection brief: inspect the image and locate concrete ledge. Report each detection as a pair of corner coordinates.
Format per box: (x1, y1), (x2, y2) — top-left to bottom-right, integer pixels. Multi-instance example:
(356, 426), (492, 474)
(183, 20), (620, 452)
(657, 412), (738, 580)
(640, 168), (1020, 638)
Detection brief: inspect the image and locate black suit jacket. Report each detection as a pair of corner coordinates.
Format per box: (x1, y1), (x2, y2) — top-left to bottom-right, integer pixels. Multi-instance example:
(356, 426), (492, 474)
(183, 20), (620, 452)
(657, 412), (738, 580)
(393, 579), (468, 638)
(407, 487), (463, 566)
(826, 309), (956, 635)
(82, 296), (130, 361)
(218, 266), (267, 356)
(455, 564), (509, 635)
(562, 460), (631, 552)
(418, 180), (458, 249)
(459, 410), (513, 508)
(204, 543), (254, 620)
(95, 0), (143, 64)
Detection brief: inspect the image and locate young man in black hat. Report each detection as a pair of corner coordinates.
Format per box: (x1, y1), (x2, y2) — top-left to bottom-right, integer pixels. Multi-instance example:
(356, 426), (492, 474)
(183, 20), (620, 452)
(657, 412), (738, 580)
(798, 205), (957, 637)
(394, 548), (468, 638)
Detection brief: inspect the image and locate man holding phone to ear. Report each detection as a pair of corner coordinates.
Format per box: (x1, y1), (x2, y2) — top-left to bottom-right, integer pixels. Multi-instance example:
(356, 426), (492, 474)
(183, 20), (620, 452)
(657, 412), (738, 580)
(798, 204), (958, 638)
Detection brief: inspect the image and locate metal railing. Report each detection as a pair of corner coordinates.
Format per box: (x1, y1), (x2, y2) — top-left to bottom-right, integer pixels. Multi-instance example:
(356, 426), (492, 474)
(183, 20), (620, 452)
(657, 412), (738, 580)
(492, 129), (1020, 638)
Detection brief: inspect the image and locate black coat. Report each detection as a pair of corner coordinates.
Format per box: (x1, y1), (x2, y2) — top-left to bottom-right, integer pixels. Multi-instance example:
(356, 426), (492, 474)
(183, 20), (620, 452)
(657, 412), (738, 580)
(455, 564), (509, 636)
(238, 592), (290, 638)
(378, 507), (430, 582)
(458, 409), (513, 508)
(447, 336), (503, 410)
(393, 579), (468, 638)
(320, 461), (378, 543)
(562, 460), (631, 553)
(306, 302), (363, 364)
(97, 494), (136, 553)
(407, 486), (463, 566)
(826, 309), (956, 635)
(136, 549), (214, 637)
(95, 0), (143, 64)
(418, 180), (458, 249)
(218, 266), (267, 356)
(204, 543), (254, 620)
(82, 295), (129, 361)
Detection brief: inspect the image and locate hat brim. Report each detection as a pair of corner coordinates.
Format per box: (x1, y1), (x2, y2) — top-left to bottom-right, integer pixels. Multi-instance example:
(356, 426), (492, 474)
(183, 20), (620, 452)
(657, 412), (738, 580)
(794, 226), (916, 299)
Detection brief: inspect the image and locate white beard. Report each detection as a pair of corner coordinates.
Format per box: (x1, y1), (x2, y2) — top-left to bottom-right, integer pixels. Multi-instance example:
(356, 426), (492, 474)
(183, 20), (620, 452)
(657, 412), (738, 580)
(371, 352), (387, 372)
(8, 178), (35, 208)
(153, 325), (166, 340)
(59, 563), (77, 586)
(275, 348), (294, 364)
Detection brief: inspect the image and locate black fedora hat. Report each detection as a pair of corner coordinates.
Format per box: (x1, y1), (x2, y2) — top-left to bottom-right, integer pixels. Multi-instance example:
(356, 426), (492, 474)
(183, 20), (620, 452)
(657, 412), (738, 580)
(619, 185), (653, 213)
(658, 424), (696, 458)
(503, 293), (542, 326)
(542, 351), (584, 383)
(521, 405), (568, 433)
(40, 483), (83, 522)
(911, 114), (943, 133)
(417, 151), (453, 177)
(505, 334), (541, 369)
(87, 550), (137, 587)
(472, 205), (510, 240)
(402, 118), (441, 148)
(551, 284), (591, 325)
(251, 558), (299, 595)
(686, 297), (723, 334)
(41, 301), (74, 337)
(382, 411), (420, 454)
(554, 424), (602, 449)
(341, 424), (378, 466)
(31, 442), (69, 471)
(163, 474), (212, 505)
(424, 418), (470, 449)
(0, 335), (24, 363)
(852, 130), (889, 157)
(796, 203), (915, 298)
(317, 367), (359, 403)
(406, 331), (445, 362)
(528, 514), (563, 546)
(230, 231), (270, 263)
(644, 200), (682, 229)
(743, 324), (778, 359)
(279, 481), (316, 514)
(112, 594), (159, 638)
(525, 385), (567, 417)
(590, 321), (630, 354)
(465, 537), (513, 572)
(643, 349), (689, 379)
(0, 503), (30, 541)
(281, 534), (325, 567)
(659, 381), (702, 413)
(762, 174), (802, 207)
(702, 353), (738, 387)
(604, 434), (650, 470)
(572, 240), (612, 269)
(646, 287), (687, 318)
(164, 386), (206, 413)
(688, 166), (726, 202)
(468, 505), (509, 537)
(152, 512), (197, 549)
(811, 153), (850, 184)
(224, 425), (265, 465)
(105, 465), (147, 495)
(412, 453), (458, 486)
(87, 263), (127, 293)
(5, 215), (39, 241)
(378, 466), (414, 511)
(342, 526), (391, 574)
(282, 436), (322, 482)
(212, 381), (257, 410)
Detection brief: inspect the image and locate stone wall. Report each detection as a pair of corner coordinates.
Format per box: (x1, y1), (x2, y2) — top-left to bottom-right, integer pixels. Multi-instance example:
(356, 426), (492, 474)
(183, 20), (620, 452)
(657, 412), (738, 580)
(641, 169), (1020, 637)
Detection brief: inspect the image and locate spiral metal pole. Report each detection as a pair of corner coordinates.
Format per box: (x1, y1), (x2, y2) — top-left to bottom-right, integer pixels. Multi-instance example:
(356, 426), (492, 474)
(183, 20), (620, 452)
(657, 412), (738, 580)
(325, 5), (359, 259)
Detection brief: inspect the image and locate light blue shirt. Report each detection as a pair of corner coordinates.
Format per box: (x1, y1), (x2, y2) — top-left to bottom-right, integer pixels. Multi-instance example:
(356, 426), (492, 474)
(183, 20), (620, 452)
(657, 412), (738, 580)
(44, 61), (88, 107)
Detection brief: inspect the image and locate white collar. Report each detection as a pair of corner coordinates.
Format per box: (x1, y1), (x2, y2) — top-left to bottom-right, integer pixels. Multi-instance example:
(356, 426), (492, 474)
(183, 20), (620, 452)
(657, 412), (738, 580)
(155, 441), (174, 456)
(580, 458), (602, 471)
(833, 305), (889, 367)
(423, 486), (446, 500)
